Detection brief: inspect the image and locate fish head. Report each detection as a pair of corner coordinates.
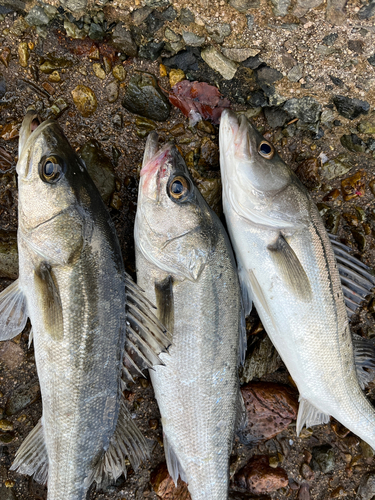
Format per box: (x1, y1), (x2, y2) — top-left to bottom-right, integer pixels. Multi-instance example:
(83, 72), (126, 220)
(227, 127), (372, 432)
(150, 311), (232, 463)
(136, 132), (217, 282)
(17, 111), (98, 264)
(220, 110), (303, 229)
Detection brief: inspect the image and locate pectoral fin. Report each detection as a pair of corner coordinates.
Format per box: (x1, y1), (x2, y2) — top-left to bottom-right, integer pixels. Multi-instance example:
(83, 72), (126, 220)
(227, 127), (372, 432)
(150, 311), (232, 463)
(268, 234), (312, 301)
(0, 279), (28, 341)
(296, 397), (330, 435)
(34, 264), (63, 341)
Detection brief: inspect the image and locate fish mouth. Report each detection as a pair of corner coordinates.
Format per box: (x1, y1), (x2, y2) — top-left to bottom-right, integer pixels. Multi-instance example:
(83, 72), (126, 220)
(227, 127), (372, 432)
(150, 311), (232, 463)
(140, 135), (175, 200)
(18, 111), (56, 160)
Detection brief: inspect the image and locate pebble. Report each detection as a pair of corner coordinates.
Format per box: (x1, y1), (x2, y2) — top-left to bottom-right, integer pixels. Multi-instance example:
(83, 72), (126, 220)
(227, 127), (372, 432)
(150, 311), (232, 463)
(64, 20), (85, 39)
(287, 65), (303, 82)
(321, 153), (353, 180)
(326, 0), (347, 24)
(234, 455), (288, 494)
(241, 334), (281, 383)
(296, 158), (321, 189)
(112, 114), (122, 128)
(150, 462), (190, 499)
(311, 444), (335, 473)
(239, 381), (298, 443)
(197, 120), (215, 134)
(131, 6), (153, 25)
(139, 41), (165, 61)
(206, 23), (231, 43)
(358, 0), (375, 19)
(178, 8), (195, 25)
(122, 72), (171, 121)
(135, 116), (157, 138)
(5, 381), (40, 416)
(0, 419), (13, 431)
(229, 0), (260, 12)
(169, 68), (186, 88)
(0, 485), (16, 500)
(25, 5), (50, 26)
(322, 33), (338, 45)
(105, 81), (119, 103)
(201, 47), (238, 80)
(162, 6), (177, 20)
(270, 0), (291, 16)
(330, 485), (347, 498)
(368, 54), (375, 67)
(164, 27), (181, 42)
(48, 70), (61, 82)
(0, 47), (11, 68)
(348, 39), (364, 54)
(298, 483), (311, 500)
(92, 63), (106, 80)
(182, 31), (205, 47)
(283, 97), (321, 124)
(89, 22), (104, 41)
(145, 10), (165, 33)
(40, 56), (73, 74)
(333, 95), (370, 120)
(256, 66), (283, 84)
(221, 48), (259, 63)
(358, 112), (375, 134)
(246, 14), (254, 29)
(358, 473), (375, 499)
(341, 170), (366, 201)
(163, 47), (201, 73)
(18, 42), (29, 67)
(71, 85), (98, 117)
(264, 107), (289, 128)
(112, 66), (126, 85)
(0, 341), (23, 370)
(79, 140), (116, 202)
(159, 64), (168, 77)
(301, 462), (314, 480)
(103, 57), (112, 75)
(340, 134), (366, 153)
(1, 123), (19, 141)
(111, 23), (138, 57)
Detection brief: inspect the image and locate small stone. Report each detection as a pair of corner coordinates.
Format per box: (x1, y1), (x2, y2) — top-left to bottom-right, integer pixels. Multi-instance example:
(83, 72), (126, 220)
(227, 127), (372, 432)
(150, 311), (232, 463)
(287, 65), (303, 82)
(0, 341), (23, 370)
(321, 153), (353, 180)
(131, 6), (153, 25)
(109, 66), (125, 83)
(40, 56), (73, 74)
(18, 42), (29, 67)
(151, 462), (190, 499)
(25, 5), (50, 26)
(135, 116), (157, 138)
(42, 82), (55, 96)
(89, 22), (104, 41)
(357, 112), (375, 134)
(138, 41), (165, 61)
(149, 418), (159, 430)
(112, 114), (122, 128)
(111, 23), (138, 57)
(341, 171), (366, 201)
(159, 64), (168, 78)
(206, 23), (231, 43)
(48, 71), (61, 83)
(106, 82), (119, 103)
(296, 158), (321, 189)
(110, 192), (123, 211)
(301, 463), (314, 480)
(5, 382), (40, 416)
(198, 137), (219, 169)
(170, 123), (185, 137)
(64, 20), (85, 39)
(360, 440), (375, 458)
(79, 140), (116, 202)
(179, 8), (195, 25)
(103, 57), (112, 75)
(322, 188), (340, 202)
(164, 27), (181, 42)
(299, 483), (311, 500)
(368, 54), (375, 67)
(351, 229), (366, 252)
(229, 0), (260, 12)
(145, 10), (165, 33)
(221, 48), (260, 62)
(235, 455), (288, 494)
(348, 39), (364, 54)
(189, 168), (222, 214)
(0, 419), (13, 431)
(169, 68), (185, 88)
(92, 63), (106, 80)
(197, 120), (215, 134)
(322, 33), (338, 46)
(182, 31), (205, 47)
(358, 0), (375, 20)
(330, 486), (347, 498)
(264, 107), (289, 128)
(326, 0), (348, 24)
(0, 484), (16, 500)
(324, 209), (341, 234)
(71, 85), (98, 117)
(1, 123), (19, 141)
(340, 134), (366, 153)
(311, 444), (335, 473)
(333, 95), (370, 120)
(283, 97), (321, 124)
(246, 14), (254, 29)
(358, 473), (375, 499)
(269, 0), (291, 16)
(123, 72), (171, 121)
(0, 47), (11, 68)
(201, 47), (238, 80)
(162, 6), (177, 20)
(293, 0), (323, 17)
(256, 66), (283, 84)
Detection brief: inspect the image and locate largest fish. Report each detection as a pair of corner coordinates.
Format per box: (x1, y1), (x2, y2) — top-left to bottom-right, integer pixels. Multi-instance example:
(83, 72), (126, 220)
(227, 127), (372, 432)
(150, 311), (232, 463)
(135, 133), (245, 500)
(219, 109), (375, 449)
(0, 111), (170, 500)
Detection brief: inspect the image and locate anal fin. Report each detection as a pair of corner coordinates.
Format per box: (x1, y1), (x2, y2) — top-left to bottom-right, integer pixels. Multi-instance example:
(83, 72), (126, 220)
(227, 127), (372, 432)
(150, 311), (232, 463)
(0, 279), (28, 341)
(296, 398), (330, 436)
(164, 433), (187, 486)
(10, 419), (48, 484)
(353, 333), (375, 389)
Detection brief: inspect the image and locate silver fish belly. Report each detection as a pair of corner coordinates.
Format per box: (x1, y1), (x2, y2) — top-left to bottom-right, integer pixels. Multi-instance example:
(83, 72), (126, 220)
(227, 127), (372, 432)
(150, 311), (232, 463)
(0, 112), (170, 500)
(219, 109), (375, 450)
(135, 133), (244, 500)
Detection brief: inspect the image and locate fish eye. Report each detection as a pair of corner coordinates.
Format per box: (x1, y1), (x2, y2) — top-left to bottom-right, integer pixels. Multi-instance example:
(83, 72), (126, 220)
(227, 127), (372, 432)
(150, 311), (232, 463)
(258, 140), (275, 159)
(169, 176), (190, 200)
(39, 156), (65, 183)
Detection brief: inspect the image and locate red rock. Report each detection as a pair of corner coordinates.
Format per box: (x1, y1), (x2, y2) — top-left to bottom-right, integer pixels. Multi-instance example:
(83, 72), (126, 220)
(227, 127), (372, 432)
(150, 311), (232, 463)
(234, 455), (288, 494)
(150, 462), (191, 500)
(240, 382), (298, 442)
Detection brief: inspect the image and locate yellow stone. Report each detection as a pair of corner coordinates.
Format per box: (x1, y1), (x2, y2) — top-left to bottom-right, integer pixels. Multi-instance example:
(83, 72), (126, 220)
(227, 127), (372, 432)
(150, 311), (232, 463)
(49, 70), (61, 83)
(169, 68), (185, 88)
(112, 64), (126, 81)
(159, 63), (167, 77)
(28, 41), (34, 50)
(92, 63), (106, 80)
(18, 42), (29, 67)
(0, 419), (13, 431)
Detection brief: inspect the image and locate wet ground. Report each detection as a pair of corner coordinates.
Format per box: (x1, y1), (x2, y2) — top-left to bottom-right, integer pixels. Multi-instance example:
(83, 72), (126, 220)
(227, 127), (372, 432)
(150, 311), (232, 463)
(1, 3), (375, 500)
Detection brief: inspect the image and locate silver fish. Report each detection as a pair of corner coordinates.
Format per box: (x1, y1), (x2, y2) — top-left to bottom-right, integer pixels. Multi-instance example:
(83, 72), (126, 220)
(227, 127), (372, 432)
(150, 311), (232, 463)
(134, 133), (245, 500)
(219, 109), (375, 449)
(0, 112), (170, 500)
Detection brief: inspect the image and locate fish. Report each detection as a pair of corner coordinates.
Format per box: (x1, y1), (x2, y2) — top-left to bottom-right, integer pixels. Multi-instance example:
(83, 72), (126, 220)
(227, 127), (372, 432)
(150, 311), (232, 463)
(219, 109), (375, 449)
(134, 132), (245, 500)
(0, 111), (171, 500)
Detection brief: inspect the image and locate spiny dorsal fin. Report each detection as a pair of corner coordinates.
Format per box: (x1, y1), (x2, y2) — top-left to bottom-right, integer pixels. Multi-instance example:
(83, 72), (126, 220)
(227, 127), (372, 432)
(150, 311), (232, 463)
(34, 264), (63, 341)
(10, 419), (48, 484)
(0, 279), (28, 341)
(296, 397), (330, 436)
(267, 234), (312, 301)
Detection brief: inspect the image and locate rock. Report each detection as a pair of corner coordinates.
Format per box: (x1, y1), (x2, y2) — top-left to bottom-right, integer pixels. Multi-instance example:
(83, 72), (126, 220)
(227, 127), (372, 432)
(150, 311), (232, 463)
(239, 382), (298, 443)
(264, 107), (289, 128)
(322, 33), (338, 45)
(182, 31), (205, 47)
(150, 462), (191, 499)
(333, 95), (370, 120)
(169, 68), (185, 87)
(221, 48), (260, 62)
(198, 137), (219, 170)
(165, 27), (181, 42)
(206, 23), (231, 43)
(256, 66), (283, 84)
(18, 42), (29, 67)
(298, 483), (311, 500)
(229, 0), (260, 12)
(131, 6), (153, 25)
(0, 341), (24, 370)
(162, 6), (177, 20)
(92, 63), (106, 80)
(64, 20), (85, 39)
(111, 23), (138, 57)
(324, 209), (341, 234)
(340, 134), (366, 153)
(326, 0), (348, 24)
(0, 485), (16, 500)
(246, 14), (254, 29)
(190, 168), (222, 214)
(144, 0), (170, 6)
(105, 81), (119, 103)
(49, 71), (61, 83)
(138, 41), (165, 61)
(5, 381), (40, 415)
(79, 140), (116, 202)
(122, 72), (171, 121)
(0, 419), (13, 431)
(311, 444), (335, 473)
(348, 39), (364, 53)
(179, 8), (195, 25)
(241, 334), (281, 383)
(329, 75), (344, 87)
(220, 67), (256, 105)
(145, 9), (165, 32)
(358, 0), (375, 19)
(242, 55), (263, 69)
(287, 65), (303, 82)
(341, 170), (366, 201)
(368, 54), (375, 66)
(321, 153), (353, 180)
(0, 47), (11, 68)
(201, 47), (238, 80)
(357, 473), (375, 500)
(301, 463), (314, 480)
(135, 116), (157, 138)
(269, 0), (291, 16)
(293, 0), (324, 16)
(296, 158), (321, 189)
(71, 85), (98, 117)
(25, 5), (49, 26)
(112, 114), (122, 128)
(64, 0), (87, 12)
(197, 120), (216, 134)
(357, 112), (375, 134)
(170, 123), (185, 137)
(283, 97), (321, 124)
(0, 231), (18, 279)
(39, 55), (74, 74)
(235, 455), (288, 494)
(88, 22), (104, 41)
(112, 65), (126, 82)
